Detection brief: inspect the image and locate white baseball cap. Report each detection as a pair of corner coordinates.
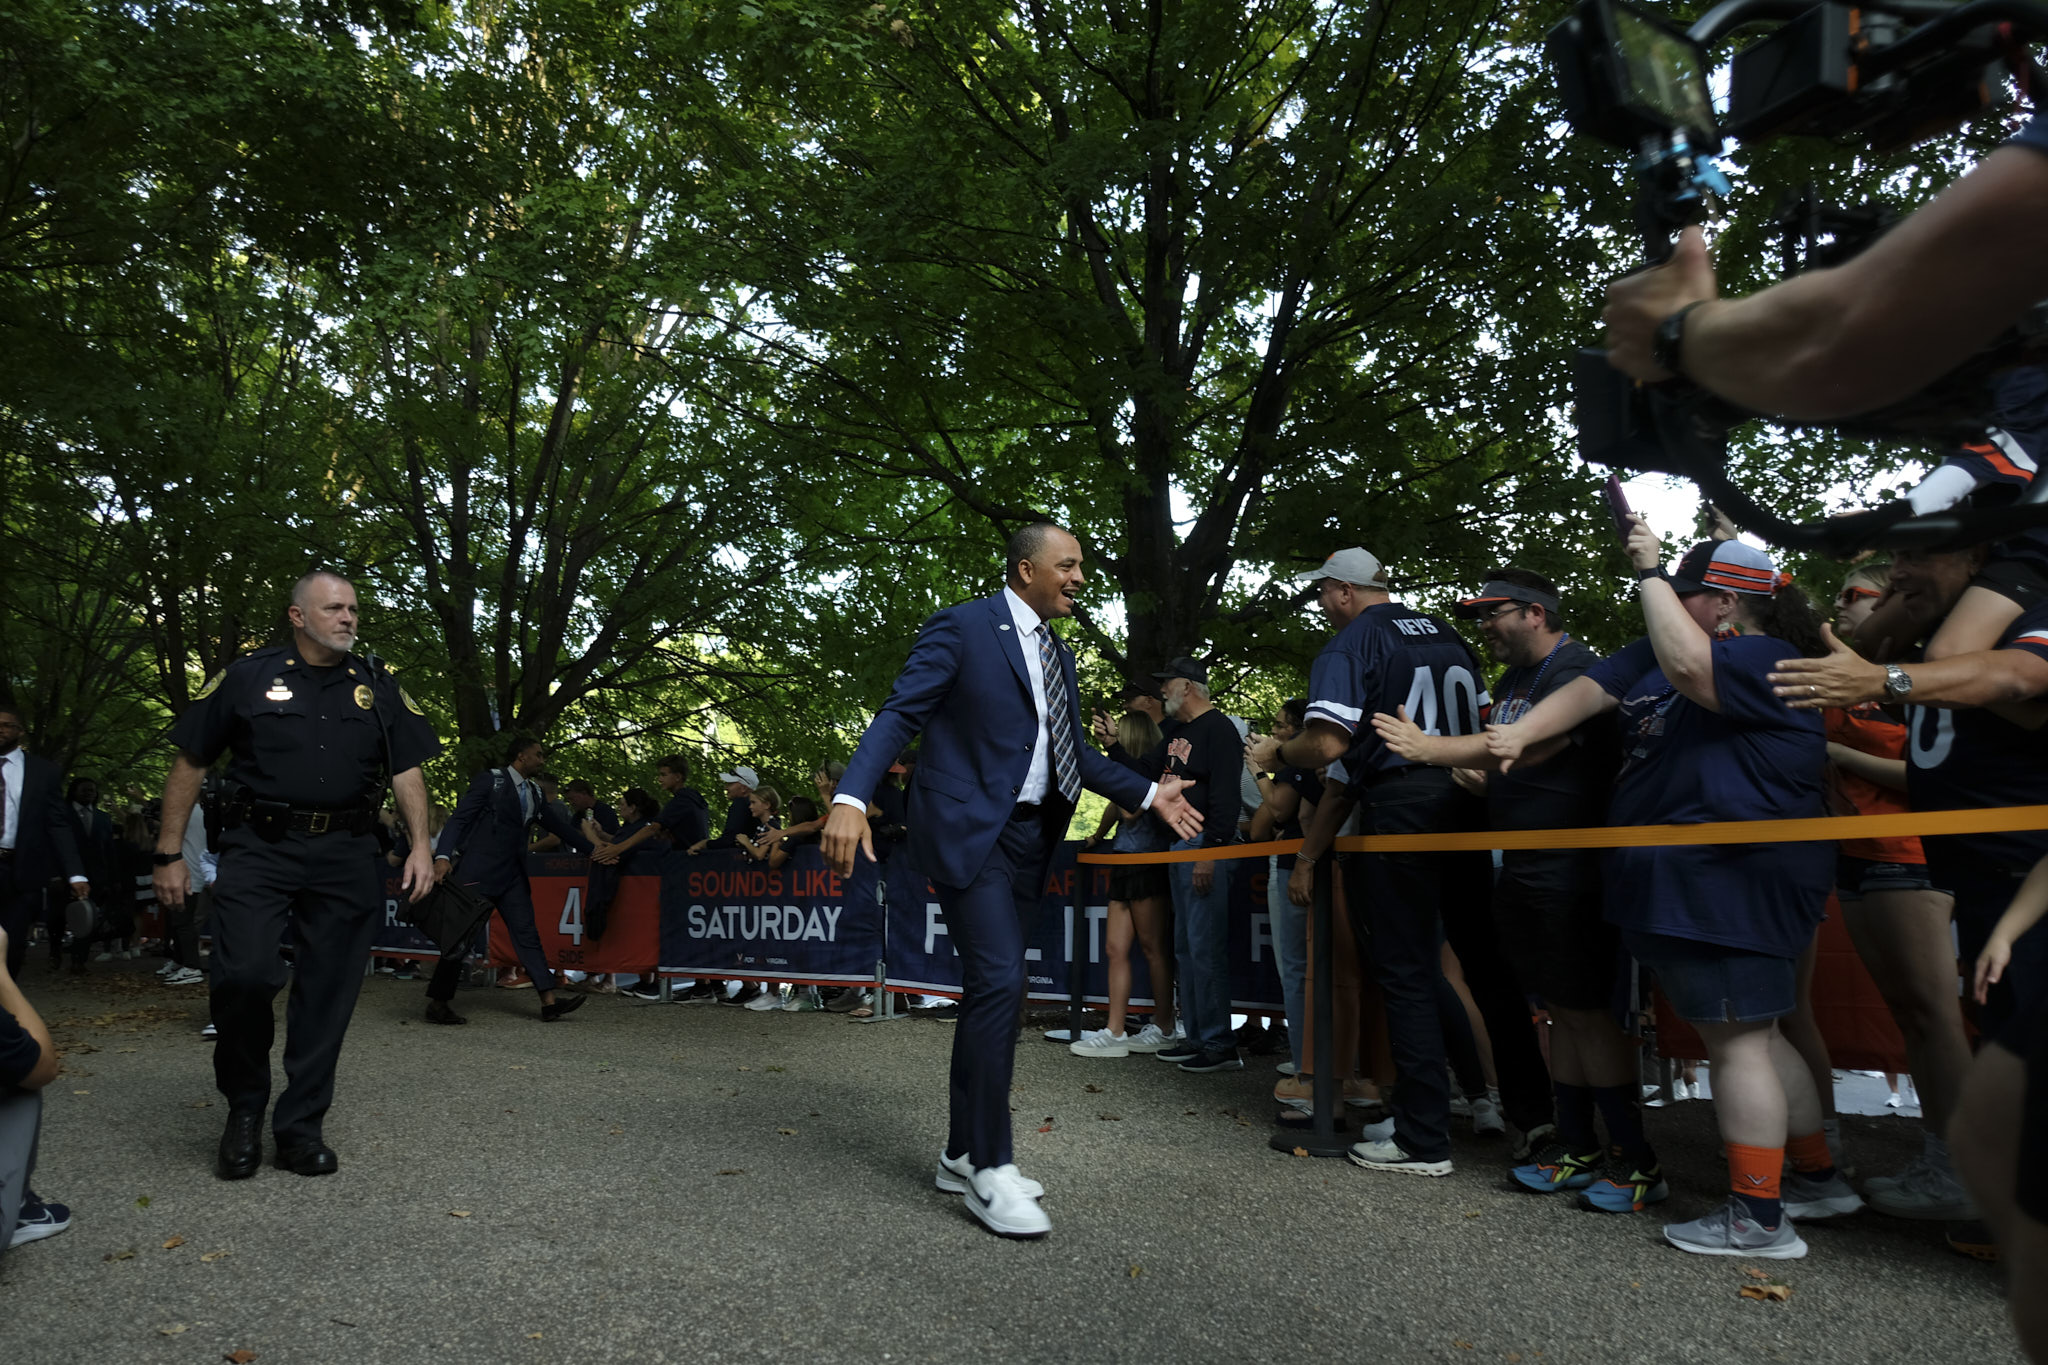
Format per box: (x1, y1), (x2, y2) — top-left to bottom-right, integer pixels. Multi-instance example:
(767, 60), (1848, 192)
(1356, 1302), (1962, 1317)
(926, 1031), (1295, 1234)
(1294, 547), (1387, 590)
(718, 766), (760, 789)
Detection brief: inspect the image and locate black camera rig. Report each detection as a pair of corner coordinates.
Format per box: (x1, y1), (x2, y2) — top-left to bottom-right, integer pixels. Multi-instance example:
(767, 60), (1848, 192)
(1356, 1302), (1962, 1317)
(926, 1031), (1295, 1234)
(1550, 0), (2048, 554)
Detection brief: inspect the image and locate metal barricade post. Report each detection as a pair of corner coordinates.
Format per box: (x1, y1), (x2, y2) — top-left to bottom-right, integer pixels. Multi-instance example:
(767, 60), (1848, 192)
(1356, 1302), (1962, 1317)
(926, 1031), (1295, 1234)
(854, 867), (910, 1024)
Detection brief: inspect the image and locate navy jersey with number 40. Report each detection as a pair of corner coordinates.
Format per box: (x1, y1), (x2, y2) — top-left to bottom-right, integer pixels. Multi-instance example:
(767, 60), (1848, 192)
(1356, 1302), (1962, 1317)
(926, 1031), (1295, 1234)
(1305, 602), (1491, 780)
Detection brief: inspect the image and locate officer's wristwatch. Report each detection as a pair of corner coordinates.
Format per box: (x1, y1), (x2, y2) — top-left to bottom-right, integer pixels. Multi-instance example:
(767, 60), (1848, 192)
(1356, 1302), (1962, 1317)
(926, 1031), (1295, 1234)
(152, 851), (182, 866)
(1882, 664), (1914, 702)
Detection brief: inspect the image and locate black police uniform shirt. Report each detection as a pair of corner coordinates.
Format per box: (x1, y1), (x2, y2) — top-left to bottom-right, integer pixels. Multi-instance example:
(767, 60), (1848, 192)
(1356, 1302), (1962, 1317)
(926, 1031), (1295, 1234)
(1907, 600), (2048, 872)
(1305, 601), (1491, 784)
(1486, 637), (1618, 895)
(171, 647), (440, 808)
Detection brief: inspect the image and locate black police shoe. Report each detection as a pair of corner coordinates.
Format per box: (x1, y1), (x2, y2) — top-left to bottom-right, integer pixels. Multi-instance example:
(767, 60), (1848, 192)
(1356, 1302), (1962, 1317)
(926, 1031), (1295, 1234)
(540, 993), (585, 1023)
(275, 1138), (339, 1177)
(424, 999), (467, 1025)
(216, 1110), (264, 1181)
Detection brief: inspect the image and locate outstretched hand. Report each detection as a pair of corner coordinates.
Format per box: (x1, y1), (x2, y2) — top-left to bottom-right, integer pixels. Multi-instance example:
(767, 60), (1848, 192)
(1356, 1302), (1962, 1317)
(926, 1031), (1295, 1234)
(1768, 623), (1883, 708)
(1369, 706), (1429, 762)
(1483, 723), (1529, 773)
(821, 802), (875, 878)
(1152, 775), (1204, 842)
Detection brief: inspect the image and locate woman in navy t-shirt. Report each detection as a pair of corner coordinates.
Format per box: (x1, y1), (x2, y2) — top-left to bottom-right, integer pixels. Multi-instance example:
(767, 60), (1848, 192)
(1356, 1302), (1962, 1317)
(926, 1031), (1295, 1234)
(1486, 522), (1852, 1261)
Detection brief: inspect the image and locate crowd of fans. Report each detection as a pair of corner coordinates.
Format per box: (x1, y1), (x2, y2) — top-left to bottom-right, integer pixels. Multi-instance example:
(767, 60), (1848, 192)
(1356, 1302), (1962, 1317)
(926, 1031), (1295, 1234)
(1, 518), (2036, 1288)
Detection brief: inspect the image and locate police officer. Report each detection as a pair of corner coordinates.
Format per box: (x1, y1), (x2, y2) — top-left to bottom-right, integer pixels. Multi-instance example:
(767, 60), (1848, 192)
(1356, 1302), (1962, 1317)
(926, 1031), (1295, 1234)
(150, 570), (440, 1180)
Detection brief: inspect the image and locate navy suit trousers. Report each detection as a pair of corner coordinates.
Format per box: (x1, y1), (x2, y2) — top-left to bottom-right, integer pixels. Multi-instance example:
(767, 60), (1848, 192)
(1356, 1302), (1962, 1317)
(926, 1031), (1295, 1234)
(938, 804), (1055, 1171)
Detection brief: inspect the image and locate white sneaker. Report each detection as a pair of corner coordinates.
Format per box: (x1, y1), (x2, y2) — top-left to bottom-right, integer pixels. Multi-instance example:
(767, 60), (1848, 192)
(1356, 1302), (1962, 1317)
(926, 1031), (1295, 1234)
(163, 967), (205, 987)
(935, 1149), (1043, 1198)
(781, 988), (822, 1012)
(1069, 1029), (1130, 1058)
(743, 989), (784, 1011)
(1275, 1060), (1299, 1076)
(1447, 1086), (1473, 1120)
(964, 1164), (1050, 1238)
(1864, 1151), (1976, 1220)
(1123, 1023), (1172, 1055)
(155, 961), (177, 977)
(1358, 1116), (1396, 1143)
(200, 1022), (218, 1040)
(1471, 1090), (1506, 1136)
(93, 952), (113, 963)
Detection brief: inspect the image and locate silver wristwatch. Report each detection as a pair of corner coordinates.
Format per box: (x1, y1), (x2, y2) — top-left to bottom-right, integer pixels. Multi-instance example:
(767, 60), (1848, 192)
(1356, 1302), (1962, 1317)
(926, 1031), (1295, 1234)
(1882, 664), (1913, 702)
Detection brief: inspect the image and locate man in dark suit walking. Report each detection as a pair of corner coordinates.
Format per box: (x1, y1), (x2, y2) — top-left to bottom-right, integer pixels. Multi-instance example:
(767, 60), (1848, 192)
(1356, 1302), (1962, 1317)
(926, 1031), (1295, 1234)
(0, 709), (88, 980)
(824, 523), (1203, 1238)
(428, 736), (592, 1023)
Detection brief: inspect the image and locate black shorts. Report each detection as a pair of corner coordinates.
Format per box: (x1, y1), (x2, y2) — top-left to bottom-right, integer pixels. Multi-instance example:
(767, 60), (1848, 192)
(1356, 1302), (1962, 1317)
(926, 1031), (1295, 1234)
(1971, 555), (2048, 611)
(1492, 870), (1623, 1012)
(1107, 863), (1168, 904)
(2013, 991), (2048, 1223)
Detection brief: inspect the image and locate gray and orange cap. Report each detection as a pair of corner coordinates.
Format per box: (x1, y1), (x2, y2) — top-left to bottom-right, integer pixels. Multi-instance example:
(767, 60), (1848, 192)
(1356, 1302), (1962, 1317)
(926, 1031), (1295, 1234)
(1294, 547), (1387, 589)
(1455, 579), (1561, 620)
(1668, 541), (1791, 596)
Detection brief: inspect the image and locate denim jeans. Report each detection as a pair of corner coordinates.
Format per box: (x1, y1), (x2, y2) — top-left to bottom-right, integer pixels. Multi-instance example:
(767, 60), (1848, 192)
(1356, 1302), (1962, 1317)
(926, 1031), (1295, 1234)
(1269, 856), (1307, 1070)
(1170, 838), (1235, 1055)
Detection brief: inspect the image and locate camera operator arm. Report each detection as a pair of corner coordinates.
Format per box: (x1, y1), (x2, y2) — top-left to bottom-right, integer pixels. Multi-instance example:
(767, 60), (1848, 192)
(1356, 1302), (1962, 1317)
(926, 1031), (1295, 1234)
(1606, 144), (2048, 416)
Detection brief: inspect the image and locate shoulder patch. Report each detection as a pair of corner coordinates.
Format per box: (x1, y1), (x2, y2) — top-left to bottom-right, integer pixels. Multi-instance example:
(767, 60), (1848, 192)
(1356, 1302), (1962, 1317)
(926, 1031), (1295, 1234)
(194, 670), (226, 701)
(400, 687), (425, 716)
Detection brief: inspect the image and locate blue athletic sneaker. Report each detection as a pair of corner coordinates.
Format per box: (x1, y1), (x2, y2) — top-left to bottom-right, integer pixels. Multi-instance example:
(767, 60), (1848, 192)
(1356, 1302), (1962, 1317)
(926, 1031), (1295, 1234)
(10, 1193), (72, 1247)
(1510, 1143), (1601, 1194)
(1578, 1163), (1669, 1213)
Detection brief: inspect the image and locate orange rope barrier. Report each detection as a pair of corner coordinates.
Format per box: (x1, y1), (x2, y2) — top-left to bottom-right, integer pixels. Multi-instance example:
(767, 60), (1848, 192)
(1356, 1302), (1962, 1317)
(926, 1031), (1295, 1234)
(1072, 804), (2048, 863)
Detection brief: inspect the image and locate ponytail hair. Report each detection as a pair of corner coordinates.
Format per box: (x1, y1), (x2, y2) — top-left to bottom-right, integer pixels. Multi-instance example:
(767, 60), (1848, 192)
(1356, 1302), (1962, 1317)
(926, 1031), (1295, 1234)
(1743, 582), (1831, 659)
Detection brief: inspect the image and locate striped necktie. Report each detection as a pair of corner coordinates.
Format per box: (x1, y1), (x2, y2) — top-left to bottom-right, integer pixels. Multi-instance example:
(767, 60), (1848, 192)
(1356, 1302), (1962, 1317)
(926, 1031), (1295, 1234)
(1036, 626), (1081, 803)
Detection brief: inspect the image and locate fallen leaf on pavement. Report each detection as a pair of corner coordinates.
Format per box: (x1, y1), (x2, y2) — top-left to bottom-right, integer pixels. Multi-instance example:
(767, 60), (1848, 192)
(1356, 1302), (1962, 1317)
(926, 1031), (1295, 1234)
(1463, 1211), (1481, 1219)
(72, 1089), (90, 1095)
(777, 1128), (797, 1136)
(135, 1196), (151, 1209)
(607, 1128), (623, 1136)
(1739, 1283), (1792, 1302)
(1036, 1124), (1053, 1133)
(1743, 1267), (1772, 1279)
(158, 1324), (188, 1336)
(199, 1250), (230, 1263)
(1097, 1113), (1121, 1121)
(1453, 1341), (1475, 1350)
(527, 1332), (543, 1340)
(766, 1065), (785, 1072)
(105, 1249), (135, 1261)
(1292, 1147), (1309, 1158)
(1507, 1355), (1523, 1363)
(448, 1210), (471, 1218)
(1127, 1264), (1142, 1278)
(736, 1066), (752, 1072)
(1084, 1084), (1103, 1093)
(717, 1169), (744, 1176)
(224, 1350), (258, 1363)
(162, 1236), (186, 1250)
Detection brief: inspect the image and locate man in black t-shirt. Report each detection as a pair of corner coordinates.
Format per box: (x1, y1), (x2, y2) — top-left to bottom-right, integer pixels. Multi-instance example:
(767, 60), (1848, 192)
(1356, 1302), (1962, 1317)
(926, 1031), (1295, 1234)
(1148, 659), (1247, 1073)
(1249, 547), (1494, 1177)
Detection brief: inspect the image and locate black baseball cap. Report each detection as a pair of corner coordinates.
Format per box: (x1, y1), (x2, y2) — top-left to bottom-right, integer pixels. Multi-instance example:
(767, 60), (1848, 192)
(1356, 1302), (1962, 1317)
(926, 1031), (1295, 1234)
(1455, 579), (1561, 620)
(1116, 679), (1164, 702)
(1151, 657), (1209, 685)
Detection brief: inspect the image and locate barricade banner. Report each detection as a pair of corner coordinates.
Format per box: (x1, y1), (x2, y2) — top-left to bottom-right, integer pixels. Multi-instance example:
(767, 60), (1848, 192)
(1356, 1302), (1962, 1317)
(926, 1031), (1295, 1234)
(484, 852), (666, 973)
(658, 846), (880, 983)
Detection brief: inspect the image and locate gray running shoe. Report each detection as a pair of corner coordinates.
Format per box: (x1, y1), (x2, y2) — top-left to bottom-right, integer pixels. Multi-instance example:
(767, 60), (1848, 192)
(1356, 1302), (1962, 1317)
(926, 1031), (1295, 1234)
(1663, 1198), (1808, 1259)
(1864, 1151), (1976, 1220)
(1783, 1169), (1864, 1221)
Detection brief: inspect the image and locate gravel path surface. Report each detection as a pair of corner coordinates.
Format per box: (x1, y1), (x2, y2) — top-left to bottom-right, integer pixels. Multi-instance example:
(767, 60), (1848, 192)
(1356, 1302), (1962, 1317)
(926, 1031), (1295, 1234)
(3, 962), (2020, 1365)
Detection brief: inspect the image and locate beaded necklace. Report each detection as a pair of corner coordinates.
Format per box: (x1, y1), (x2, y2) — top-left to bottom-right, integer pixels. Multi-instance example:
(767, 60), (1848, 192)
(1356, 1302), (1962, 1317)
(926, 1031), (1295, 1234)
(1492, 633), (1571, 726)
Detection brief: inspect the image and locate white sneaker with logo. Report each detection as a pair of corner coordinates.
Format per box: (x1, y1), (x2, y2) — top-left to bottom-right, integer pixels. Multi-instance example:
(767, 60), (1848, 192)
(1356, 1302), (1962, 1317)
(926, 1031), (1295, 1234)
(1864, 1151), (1976, 1220)
(965, 1164), (1050, 1238)
(1124, 1023), (1172, 1054)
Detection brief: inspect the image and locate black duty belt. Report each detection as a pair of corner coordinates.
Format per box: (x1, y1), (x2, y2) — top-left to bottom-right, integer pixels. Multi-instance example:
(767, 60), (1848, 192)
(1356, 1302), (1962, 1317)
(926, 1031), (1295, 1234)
(288, 807), (375, 836)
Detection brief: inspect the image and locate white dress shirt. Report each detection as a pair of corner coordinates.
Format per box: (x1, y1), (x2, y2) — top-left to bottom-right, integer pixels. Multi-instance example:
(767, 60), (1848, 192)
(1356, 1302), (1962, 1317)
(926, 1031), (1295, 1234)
(0, 749), (22, 849)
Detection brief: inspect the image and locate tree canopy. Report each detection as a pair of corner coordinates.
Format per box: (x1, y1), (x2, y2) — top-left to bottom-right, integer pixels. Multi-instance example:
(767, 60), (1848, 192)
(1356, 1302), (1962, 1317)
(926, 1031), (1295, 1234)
(0, 0), (1983, 800)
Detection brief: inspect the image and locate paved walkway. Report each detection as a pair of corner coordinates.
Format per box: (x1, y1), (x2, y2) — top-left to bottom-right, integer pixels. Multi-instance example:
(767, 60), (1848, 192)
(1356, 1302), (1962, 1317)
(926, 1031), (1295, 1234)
(2, 962), (2021, 1365)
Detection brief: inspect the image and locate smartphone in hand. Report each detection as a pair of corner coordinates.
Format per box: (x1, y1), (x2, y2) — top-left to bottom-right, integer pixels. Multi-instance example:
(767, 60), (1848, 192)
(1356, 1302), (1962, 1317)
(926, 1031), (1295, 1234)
(1603, 474), (1636, 542)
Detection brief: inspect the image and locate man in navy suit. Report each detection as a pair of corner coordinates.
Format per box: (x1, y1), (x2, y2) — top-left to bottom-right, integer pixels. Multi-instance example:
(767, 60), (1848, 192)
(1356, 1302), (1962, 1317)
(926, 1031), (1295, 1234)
(824, 523), (1203, 1238)
(429, 736), (592, 1023)
(0, 709), (88, 980)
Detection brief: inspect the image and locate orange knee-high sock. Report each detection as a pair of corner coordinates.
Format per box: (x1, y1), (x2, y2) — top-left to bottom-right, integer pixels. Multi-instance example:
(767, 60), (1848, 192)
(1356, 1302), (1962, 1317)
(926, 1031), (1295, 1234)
(1785, 1129), (1834, 1175)
(1727, 1142), (1784, 1224)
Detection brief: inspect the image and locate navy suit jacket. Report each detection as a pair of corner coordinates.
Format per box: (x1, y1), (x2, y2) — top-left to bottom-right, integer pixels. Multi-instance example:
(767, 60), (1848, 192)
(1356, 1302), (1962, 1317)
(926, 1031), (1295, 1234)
(436, 769), (589, 894)
(839, 592), (1151, 889)
(9, 754), (83, 890)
